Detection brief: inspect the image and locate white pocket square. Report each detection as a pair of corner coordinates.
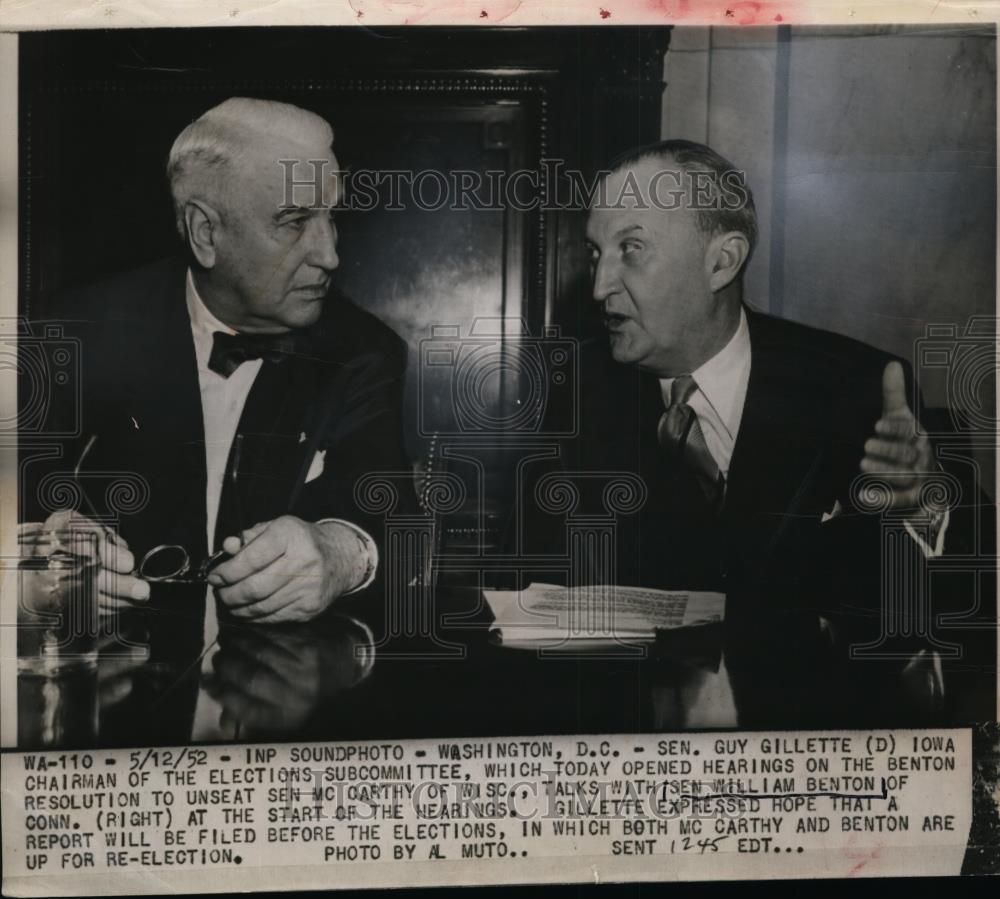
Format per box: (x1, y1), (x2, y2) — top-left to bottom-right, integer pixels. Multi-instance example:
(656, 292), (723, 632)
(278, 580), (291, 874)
(821, 499), (844, 524)
(305, 449), (326, 484)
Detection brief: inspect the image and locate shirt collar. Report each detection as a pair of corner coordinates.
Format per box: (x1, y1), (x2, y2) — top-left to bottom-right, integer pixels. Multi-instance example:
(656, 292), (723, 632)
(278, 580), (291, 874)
(185, 269), (237, 338)
(661, 307), (751, 440)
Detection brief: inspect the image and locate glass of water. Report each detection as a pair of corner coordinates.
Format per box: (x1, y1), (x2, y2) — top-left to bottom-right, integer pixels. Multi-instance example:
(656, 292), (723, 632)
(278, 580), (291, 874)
(17, 527), (101, 676)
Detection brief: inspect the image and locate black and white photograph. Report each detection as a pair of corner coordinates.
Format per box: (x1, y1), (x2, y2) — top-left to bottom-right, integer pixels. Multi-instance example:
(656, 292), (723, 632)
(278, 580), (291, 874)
(1, 9), (998, 890)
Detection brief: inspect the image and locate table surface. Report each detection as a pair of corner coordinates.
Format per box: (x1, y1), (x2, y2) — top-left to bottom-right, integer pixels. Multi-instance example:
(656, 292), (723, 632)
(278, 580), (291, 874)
(16, 580), (965, 751)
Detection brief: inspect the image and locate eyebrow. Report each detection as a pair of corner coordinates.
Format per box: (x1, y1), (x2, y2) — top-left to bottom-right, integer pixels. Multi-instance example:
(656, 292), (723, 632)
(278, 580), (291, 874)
(274, 205), (311, 221)
(586, 223), (644, 245)
(273, 204), (338, 222)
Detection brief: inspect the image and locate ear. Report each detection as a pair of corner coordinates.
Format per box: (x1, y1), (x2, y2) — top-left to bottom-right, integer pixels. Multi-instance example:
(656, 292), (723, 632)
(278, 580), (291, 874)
(706, 231), (750, 293)
(182, 199), (222, 269)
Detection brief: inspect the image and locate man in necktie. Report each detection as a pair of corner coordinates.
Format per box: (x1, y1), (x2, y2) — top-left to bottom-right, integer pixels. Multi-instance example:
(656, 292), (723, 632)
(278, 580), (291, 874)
(25, 98), (412, 623)
(568, 138), (967, 627)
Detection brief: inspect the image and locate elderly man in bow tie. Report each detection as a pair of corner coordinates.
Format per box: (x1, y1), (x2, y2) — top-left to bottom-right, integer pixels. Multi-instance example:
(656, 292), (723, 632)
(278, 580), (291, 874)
(29, 97), (411, 623)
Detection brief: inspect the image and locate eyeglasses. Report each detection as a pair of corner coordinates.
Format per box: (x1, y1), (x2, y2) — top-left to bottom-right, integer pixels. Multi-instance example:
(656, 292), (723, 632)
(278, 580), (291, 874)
(137, 434), (246, 585)
(136, 544), (228, 584)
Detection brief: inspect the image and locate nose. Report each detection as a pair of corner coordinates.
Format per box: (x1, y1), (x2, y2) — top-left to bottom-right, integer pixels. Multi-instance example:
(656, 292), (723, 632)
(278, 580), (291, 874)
(591, 255), (621, 304)
(308, 215), (340, 273)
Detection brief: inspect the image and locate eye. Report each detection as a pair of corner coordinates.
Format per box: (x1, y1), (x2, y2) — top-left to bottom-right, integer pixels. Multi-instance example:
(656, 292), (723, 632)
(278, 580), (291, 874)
(621, 239), (642, 257)
(283, 216), (308, 232)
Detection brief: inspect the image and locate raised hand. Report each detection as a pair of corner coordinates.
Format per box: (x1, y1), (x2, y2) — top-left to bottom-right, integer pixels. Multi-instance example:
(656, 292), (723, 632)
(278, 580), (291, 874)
(860, 361), (934, 511)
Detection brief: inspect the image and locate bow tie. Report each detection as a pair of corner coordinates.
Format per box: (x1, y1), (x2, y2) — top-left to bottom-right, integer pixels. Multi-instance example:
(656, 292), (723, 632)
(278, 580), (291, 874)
(208, 331), (297, 378)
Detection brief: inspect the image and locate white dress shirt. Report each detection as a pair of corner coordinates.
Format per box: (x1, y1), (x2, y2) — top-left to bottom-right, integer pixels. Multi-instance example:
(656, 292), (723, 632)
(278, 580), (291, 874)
(186, 271), (263, 554)
(657, 307), (946, 558)
(659, 307), (751, 479)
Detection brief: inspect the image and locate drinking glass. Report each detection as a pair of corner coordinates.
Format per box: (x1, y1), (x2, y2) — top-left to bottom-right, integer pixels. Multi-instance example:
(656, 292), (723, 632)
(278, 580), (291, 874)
(17, 527), (101, 675)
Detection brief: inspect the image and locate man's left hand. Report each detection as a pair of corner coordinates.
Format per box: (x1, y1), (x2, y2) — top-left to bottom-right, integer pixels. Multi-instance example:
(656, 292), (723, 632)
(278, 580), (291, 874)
(208, 516), (367, 623)
(860, 361), (934, 511)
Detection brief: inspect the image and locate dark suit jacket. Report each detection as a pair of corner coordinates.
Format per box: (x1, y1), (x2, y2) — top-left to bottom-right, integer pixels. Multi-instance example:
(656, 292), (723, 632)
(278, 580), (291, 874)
(22, 257), (414, 575)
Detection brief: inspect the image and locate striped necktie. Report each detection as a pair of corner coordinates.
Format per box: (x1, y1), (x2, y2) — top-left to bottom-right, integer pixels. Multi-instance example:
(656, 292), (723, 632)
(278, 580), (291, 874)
(657, 375), (725, 510)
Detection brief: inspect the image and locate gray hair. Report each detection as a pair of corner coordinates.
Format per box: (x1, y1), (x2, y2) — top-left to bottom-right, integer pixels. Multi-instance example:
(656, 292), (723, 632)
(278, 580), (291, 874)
(607, 138), (759, 264)
(166, 97), (334, 239)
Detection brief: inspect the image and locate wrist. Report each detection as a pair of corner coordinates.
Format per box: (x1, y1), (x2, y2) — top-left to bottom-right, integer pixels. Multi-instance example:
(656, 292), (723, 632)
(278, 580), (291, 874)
(315, 520), (377, 596)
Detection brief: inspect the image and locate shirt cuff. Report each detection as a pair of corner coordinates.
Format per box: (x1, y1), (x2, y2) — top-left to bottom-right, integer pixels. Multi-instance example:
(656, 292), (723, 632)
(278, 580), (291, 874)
(316, 518), (379, 595)
(903, 508), (950, 560)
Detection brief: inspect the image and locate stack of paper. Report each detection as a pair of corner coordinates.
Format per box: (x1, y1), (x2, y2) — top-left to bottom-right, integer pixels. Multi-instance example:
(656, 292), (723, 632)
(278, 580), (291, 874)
(484, 583), (725, 649)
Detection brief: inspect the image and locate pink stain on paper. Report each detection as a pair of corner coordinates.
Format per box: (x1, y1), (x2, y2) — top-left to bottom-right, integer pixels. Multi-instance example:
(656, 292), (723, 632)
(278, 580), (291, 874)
(648, 0), (797, 25)
(343, 1), (803, 26)
(621, 0), (798, 24)
(840, 833), (885, 878)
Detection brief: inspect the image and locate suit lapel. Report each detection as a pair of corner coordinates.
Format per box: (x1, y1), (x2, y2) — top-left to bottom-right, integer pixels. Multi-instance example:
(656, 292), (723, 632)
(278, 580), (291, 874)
(220, 356), (316, 539)
(217, 330), (352, 542)
(724, 310), (829, 557)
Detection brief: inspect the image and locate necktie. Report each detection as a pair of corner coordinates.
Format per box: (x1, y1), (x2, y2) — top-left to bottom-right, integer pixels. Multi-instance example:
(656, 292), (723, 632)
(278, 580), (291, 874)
(208, 331), (297, 378)
(657, 375), (725, 510)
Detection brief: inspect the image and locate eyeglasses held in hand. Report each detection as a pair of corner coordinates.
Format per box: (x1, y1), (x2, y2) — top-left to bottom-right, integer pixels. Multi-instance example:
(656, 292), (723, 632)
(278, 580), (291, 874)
(136, 435), (246, 585)
(136, 544), (228, 584)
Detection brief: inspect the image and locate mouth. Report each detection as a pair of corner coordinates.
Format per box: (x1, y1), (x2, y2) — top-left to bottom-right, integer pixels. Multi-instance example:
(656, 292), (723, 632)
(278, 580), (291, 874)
(603, 312), (629, 331)
(294, 282), (330, 299)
